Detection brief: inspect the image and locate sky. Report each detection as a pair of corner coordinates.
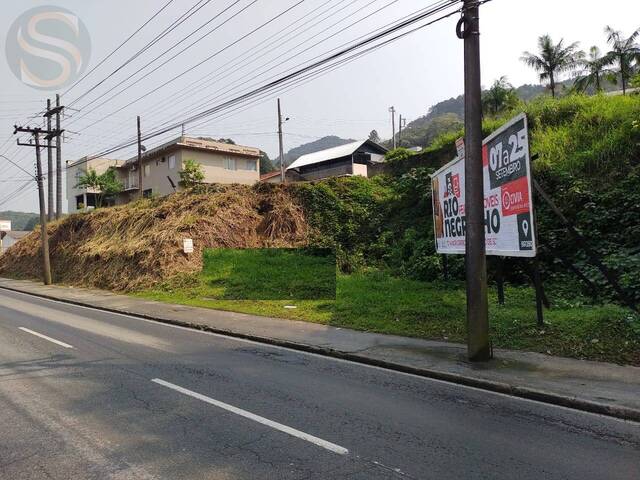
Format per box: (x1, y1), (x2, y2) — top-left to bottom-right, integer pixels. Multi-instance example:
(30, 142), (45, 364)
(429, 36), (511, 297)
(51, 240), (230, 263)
(0, 0), (638, 213)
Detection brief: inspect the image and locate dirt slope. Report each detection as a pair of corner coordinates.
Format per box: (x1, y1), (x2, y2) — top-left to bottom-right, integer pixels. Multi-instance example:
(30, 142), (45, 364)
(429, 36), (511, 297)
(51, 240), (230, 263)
(0, 184), (309, 291)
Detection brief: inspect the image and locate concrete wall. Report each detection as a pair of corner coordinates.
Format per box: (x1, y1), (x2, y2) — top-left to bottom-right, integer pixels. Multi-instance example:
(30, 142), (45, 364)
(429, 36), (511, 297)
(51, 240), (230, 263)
(352, 163), (368, 177)
(138, 150), (181, 198)
(180, 149), (259, 186)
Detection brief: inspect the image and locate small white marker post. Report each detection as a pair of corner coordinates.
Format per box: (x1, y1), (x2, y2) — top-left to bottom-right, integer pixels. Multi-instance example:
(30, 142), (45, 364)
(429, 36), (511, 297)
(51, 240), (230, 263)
(183, 238), (194, 254)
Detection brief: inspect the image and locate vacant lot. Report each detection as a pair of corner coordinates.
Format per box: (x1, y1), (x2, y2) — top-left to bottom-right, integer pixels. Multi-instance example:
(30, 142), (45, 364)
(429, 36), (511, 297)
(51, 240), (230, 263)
(135, 249), (640, 365)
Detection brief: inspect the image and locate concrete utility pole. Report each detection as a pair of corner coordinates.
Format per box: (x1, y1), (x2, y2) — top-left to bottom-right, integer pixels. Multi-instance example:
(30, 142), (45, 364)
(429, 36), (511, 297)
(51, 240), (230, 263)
(389, 106), (396, 149)
(55, 94), (63, 220)
(137, 116), (143, 199)
(46, 99), (54, 221)
(14, 126), (53, 285)
(277, 98), (285, 183)
(44, 97), (64, 219)
(34, 132), (52, 285)
(460, 0), (490, 361)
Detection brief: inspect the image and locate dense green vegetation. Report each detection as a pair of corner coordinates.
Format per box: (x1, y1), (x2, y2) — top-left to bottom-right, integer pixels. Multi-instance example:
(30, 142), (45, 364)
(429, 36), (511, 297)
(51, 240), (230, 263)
(294, 94), (640, 308)
(0, 211), (39, 231)
(200, 248), (335, 300)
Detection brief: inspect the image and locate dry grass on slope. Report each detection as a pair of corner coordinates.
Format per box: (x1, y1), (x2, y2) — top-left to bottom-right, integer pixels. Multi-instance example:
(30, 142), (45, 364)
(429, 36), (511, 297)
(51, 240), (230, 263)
(0, 184), (310, 291)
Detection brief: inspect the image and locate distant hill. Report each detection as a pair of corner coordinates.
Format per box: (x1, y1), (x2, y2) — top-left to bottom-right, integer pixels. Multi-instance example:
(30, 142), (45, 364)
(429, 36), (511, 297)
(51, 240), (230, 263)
(392, 78), (621, 150)
(0, 211), (39, 231)
(283, 135), (355, 165)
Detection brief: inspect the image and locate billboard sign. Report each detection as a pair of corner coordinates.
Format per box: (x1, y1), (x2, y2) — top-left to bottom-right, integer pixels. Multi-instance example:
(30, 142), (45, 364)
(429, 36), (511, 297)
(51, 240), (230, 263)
(0, 220), (11, 232)
(431, 113), (536, 257)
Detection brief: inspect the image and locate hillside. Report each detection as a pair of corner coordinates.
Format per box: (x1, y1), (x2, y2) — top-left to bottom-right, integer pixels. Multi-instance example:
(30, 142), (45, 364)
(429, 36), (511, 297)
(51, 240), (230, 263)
(0, 185), (310, 290)
(0, 211), (39, 231)
(392, 78), (622, 149)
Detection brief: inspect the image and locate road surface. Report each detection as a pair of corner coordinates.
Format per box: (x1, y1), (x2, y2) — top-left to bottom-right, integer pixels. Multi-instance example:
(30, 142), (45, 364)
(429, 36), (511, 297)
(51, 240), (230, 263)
(0, 288), (638, 479)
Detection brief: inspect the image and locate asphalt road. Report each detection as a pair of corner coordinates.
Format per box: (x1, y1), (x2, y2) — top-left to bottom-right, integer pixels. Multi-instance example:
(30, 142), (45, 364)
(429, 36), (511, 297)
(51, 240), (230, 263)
(0, 288), (638, 480)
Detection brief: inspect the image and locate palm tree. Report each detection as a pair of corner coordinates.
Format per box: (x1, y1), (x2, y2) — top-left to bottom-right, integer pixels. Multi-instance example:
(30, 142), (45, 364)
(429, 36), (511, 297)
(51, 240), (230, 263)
(603, 26), (640, 95)
(482, 76), (519, 116)
(574, 46), (611, 93)
(521, 35), (584, 98)
(75, 168), (122, 208)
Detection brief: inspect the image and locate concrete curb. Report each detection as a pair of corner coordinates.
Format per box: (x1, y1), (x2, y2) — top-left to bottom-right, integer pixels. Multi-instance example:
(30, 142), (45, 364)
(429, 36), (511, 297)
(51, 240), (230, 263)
(2, 283), (639, 423)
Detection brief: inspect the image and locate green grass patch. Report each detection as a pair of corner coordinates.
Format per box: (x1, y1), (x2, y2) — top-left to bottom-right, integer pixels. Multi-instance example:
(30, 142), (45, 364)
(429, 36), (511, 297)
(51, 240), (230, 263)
(201, 248), (335, 300)
(134, 251), (640, 365)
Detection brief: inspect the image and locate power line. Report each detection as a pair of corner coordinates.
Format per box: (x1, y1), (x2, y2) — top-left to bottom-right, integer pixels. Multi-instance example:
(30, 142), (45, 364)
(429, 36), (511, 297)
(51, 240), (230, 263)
(0, 180), (33, 208)
(71, 0), (410, 147)
(62, 0), (177, 97)
(0, 154), (35, 179)
(70, 0), (249, 115)
(159, 0), (461, 132)
(79, 0), (461, 163)
(61, 0), (350, 150)
(120, 0), (451, 141)
(69, 0), (308, 132)
(128, 0), (349, 123)
(66, 0), (214, 107)
(145, 0), (394, 129)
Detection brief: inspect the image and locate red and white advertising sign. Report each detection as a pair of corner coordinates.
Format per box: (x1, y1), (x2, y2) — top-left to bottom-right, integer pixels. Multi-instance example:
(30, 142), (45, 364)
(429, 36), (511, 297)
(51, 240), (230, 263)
(431, 113), (536, 257)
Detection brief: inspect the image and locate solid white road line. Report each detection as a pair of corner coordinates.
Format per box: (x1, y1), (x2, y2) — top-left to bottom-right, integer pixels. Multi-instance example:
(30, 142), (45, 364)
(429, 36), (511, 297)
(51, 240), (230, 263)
(151, 378), (349, 455)
(18, 327), (74, 349)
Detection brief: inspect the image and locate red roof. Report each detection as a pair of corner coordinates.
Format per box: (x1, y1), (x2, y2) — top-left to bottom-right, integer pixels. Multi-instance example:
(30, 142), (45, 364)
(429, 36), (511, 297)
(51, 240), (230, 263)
(260, 171), (281, 181)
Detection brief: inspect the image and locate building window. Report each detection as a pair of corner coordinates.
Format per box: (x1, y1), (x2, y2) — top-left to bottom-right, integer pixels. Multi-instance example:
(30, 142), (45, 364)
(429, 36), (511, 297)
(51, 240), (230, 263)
(144, 164), (151, 177)
(168, 155), (176, 169)
(143, 189), (153, 199)
(76, 195), (84, 210)
(224, 157), (236, 170)
(245, 159), (257, 171)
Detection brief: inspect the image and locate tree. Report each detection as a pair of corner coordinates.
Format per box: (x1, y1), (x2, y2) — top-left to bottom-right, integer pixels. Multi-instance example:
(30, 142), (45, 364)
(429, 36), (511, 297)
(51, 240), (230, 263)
(259, 151), (276, 175)
(482, 76), (519, 116)
(521, 35), (584, 98)
(574, 46), (612, 94)
(75, 167), (123, 208)
(179, 159), (205, 188)
(603, 26), (640, 95)
(368, 130), (381, 144)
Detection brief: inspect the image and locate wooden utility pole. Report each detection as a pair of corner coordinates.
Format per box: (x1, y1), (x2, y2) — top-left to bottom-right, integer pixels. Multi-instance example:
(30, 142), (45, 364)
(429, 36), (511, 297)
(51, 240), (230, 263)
(46, 99), (54, 221)
(460, 0), (490, 361)
(389, 106), (396, 149)
(137, 116), (143, 199)
(14, 125), (53, 285)
(277, 98), (285, 183)
(55, 94), (63, 220)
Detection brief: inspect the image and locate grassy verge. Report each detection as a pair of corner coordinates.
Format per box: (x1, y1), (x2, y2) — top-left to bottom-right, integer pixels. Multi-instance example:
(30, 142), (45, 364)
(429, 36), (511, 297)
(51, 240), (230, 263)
(134, 250), (640, 365)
